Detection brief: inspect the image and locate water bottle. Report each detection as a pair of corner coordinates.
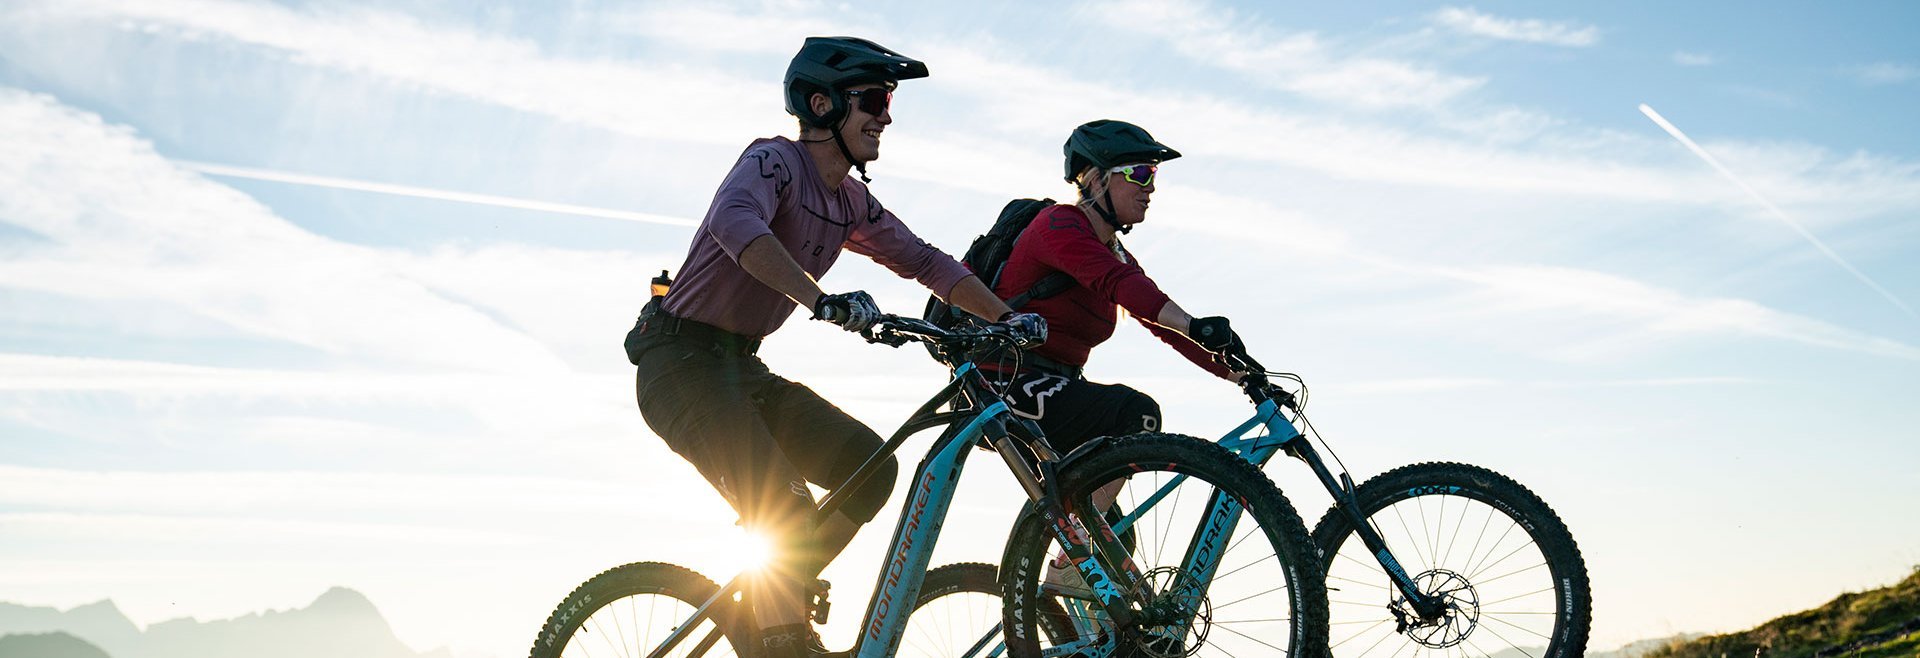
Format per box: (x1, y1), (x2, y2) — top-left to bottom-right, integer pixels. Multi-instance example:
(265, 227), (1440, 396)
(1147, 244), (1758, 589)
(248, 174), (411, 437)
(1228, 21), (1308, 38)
(641, 270), (672, 320)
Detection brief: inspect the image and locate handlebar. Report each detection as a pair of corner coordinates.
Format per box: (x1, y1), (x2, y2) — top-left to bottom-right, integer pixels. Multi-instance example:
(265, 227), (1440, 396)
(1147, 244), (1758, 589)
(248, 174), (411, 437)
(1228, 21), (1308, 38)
(859, 314), (1040, 352)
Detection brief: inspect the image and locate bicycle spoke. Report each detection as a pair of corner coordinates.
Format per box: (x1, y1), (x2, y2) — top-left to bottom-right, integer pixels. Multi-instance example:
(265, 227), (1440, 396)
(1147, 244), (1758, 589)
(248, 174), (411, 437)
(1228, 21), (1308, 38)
(1439, 495), (1468, 569)
(1472, 561), (1550, 590)
(1463, 522), (1519, 582)
(1480, 606), (1555, 642)
(1464, 534), (1535, 584)
(1214, 582), (1296, 610)
(1208, 618), (1297, 655)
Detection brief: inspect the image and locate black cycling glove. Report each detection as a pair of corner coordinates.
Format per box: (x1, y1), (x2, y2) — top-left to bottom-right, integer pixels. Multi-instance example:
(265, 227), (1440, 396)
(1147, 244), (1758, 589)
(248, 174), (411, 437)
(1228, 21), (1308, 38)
(812, 291), (881, 332)
(1189, 316), (1241, 354)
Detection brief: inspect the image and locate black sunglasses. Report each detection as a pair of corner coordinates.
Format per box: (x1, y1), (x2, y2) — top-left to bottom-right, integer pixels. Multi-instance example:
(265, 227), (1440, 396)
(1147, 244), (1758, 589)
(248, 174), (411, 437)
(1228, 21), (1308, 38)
(844, 88), (892, 116)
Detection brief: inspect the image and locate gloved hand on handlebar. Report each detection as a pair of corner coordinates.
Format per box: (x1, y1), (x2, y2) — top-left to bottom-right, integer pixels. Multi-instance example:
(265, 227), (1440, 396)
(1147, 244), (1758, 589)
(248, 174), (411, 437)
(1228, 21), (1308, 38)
(1189, 316), (1242, 354)
(997, 312), (1048, 349)
(1192, 315), (1267, 376)
(812, 291), (882, 333)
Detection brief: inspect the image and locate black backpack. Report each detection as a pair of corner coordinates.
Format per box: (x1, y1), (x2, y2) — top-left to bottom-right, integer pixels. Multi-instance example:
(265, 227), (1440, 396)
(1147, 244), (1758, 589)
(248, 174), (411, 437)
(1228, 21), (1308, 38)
(924, 198), (1075, 330)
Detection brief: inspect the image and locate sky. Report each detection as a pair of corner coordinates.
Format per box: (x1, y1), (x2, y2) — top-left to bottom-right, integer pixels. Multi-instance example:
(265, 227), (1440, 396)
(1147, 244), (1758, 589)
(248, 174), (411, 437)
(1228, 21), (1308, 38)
(2, 1), (1917, 656)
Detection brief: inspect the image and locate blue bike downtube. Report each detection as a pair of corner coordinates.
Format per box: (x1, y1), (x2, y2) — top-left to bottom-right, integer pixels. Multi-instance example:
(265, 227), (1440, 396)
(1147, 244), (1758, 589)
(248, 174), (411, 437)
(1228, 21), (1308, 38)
(1168, 489), (1247, 626)
(852, 399), (1001, 658)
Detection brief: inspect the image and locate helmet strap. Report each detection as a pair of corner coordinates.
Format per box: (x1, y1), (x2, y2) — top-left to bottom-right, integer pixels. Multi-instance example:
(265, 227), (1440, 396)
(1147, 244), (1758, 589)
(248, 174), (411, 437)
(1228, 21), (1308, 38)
(1097, 187), (1130, 235)
(830, 113), (871, 183)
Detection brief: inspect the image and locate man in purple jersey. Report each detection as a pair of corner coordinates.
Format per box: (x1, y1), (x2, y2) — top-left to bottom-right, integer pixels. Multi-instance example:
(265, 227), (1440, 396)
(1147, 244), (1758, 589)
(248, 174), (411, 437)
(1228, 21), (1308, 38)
(623, 37), (1045, 658)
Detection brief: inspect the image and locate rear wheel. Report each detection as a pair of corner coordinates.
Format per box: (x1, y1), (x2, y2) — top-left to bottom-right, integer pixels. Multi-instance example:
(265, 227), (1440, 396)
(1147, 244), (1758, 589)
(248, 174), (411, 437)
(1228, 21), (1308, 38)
(999, 433), (1330, 657)
(530, 562), (749, 658)
(1310, 462), (1591, 658)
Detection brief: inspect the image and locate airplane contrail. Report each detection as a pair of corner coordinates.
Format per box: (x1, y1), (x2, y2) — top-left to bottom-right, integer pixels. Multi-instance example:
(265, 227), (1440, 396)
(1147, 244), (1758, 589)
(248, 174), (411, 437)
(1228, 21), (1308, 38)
(179, 161), (698, 227)
(1638, 103), (1917, 322)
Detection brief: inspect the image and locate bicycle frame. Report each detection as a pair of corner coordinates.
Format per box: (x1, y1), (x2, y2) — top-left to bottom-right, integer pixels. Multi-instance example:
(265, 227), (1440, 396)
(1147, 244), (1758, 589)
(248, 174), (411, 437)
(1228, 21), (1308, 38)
(1062, 390), (1445, 639)
(643, 342), (1146, 658)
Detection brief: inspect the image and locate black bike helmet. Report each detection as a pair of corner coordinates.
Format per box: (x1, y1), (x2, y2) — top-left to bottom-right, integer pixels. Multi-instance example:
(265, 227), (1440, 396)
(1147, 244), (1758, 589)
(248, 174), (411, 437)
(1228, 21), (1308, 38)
(1062, 119), (1182, 183)
(784, 36), (929, 128)
(1062, 120), (1181, 234)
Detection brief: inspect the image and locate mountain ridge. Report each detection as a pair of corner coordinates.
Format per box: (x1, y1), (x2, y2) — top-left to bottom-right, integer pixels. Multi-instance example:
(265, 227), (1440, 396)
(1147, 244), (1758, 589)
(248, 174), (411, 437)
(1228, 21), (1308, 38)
(0, 587), (449, 658)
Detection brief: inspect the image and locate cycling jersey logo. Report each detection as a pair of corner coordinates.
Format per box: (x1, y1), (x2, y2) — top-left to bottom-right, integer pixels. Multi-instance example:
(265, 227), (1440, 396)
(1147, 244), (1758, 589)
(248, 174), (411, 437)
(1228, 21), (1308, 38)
(746, 149), (793, 199)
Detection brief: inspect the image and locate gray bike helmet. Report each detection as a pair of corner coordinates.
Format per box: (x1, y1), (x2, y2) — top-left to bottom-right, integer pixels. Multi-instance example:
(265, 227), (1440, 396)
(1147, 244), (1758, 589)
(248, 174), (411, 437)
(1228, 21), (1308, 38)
(1062, 119), (1182, 183)
(784, 36), (929, 128)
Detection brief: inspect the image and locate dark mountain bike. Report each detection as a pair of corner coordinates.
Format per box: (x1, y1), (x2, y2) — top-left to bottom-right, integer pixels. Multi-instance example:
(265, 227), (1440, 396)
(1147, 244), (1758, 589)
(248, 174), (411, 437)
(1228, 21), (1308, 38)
(529, 316), (1328, 658)
(918, 350), (1591, 658)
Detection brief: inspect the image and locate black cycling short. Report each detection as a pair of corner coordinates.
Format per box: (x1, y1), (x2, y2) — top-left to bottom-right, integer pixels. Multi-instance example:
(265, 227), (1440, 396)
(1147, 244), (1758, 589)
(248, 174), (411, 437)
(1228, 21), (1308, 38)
(994, 370), (1162, 454)
(630, 331), (897, 545)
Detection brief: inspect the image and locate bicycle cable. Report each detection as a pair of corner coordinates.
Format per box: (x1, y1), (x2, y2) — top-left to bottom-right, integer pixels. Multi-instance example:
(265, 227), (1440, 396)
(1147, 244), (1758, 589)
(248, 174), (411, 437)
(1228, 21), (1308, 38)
(1261, 369), (1355, 488)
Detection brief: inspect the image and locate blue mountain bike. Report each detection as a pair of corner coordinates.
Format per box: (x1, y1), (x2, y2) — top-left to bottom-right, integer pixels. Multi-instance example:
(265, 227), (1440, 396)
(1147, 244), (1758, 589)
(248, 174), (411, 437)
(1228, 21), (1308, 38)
(920, 351), (1592, 658)
(529, 316), (1329, 658)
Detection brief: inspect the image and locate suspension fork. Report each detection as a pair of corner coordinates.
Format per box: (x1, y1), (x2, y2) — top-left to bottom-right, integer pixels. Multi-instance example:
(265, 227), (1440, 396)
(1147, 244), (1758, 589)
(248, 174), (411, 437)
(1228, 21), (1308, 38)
(989, 415), (1145, 632)
(1283, 436), (1447, 619)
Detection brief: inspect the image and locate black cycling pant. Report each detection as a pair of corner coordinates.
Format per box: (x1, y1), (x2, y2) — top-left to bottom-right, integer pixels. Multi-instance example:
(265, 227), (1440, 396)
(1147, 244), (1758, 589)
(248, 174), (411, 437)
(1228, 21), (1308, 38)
(631, 332), (897, 571)
(996, 370), (1162, 454)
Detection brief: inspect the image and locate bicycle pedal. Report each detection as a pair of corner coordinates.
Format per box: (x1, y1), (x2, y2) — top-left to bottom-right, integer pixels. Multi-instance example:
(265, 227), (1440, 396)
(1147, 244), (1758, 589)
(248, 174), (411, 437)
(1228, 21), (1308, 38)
(808, 579), (832, 624)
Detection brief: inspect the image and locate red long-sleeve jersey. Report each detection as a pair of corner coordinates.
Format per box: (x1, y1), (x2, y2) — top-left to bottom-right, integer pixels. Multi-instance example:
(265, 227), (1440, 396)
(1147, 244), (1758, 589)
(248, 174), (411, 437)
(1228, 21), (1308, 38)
(992, 204), (1231, 380)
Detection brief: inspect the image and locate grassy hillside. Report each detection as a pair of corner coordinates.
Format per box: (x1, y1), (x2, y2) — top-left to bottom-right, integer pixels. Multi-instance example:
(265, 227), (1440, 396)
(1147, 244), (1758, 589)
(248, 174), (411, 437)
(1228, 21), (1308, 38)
(1647, 567), (1920, 658)
(0, 632), (111, 658)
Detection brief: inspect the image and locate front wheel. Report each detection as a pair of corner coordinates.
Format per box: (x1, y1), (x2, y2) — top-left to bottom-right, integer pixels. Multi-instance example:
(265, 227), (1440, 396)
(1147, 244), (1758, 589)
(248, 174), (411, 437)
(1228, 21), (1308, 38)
(1310, 462), (1591, 658)
(530, 562), (750, 658)
(999, 432), (1330, 658)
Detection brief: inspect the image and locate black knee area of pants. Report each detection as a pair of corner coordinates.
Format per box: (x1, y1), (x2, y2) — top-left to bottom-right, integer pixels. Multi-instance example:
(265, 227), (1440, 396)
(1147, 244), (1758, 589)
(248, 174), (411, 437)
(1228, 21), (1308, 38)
(1115, 388), (1163, 434)
(837, 454), (897, 524)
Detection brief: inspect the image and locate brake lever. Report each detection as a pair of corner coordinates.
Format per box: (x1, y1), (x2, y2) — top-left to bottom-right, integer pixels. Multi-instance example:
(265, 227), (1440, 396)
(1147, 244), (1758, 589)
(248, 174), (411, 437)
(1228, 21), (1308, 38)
(874, 330), (910, 348)
(1008, 331), (1042, 350)
(860, 322), (910, 348)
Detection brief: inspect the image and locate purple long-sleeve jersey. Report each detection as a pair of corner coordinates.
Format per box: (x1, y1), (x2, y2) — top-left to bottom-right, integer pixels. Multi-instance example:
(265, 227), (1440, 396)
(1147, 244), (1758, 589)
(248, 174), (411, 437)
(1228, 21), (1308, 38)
(660, 137), (971, 337)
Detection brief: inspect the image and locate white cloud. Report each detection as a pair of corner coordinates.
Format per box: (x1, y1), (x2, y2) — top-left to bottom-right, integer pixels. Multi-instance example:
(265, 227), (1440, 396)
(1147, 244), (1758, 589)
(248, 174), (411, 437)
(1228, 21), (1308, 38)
(0, 88), (569, 375)
(1088, 0), (1485, 110)
(1430, 264), (1920, 361)
(17, 0), (1916, 225)
(1433, 7), (1600, 47)
(605, 3), (864, 54)
(1849, 61), (1918, 86)
(9, 1), (1913, 368)
(0, 464), (692, 523)
(8, 0), (790, 145)
(1674, 51), (1716, 67)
